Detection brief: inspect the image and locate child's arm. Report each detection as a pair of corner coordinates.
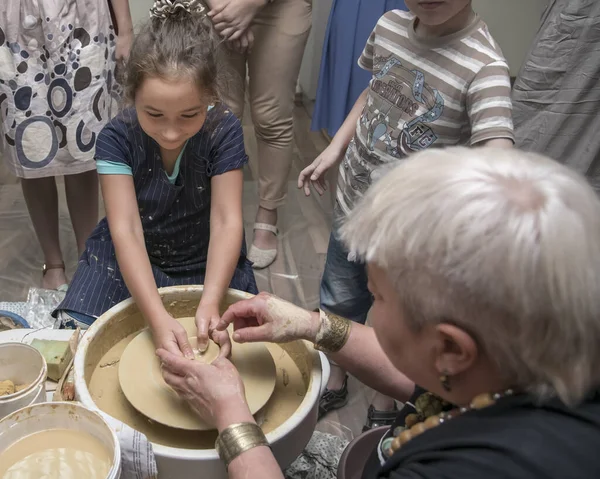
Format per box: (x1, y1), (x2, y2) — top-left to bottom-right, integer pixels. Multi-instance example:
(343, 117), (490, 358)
(100, 174), (195, 359)
(110, 0), (134, 60)
(298, 87), (369, 196)
(479, 138), (513, 148)
(467, 61), (515, 148)
(195, 168), (245, 350)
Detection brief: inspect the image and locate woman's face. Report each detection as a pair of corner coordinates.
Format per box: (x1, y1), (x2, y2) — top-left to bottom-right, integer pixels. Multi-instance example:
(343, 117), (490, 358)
(367, 263), (441, 396)
(135, 76), (209, 153)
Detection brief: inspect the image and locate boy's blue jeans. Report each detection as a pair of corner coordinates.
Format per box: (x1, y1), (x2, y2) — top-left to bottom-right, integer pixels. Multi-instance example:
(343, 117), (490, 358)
(320, 229), (373, 325)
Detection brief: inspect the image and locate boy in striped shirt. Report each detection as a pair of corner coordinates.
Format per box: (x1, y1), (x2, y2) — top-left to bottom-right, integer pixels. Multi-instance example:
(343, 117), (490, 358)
(299, 0), (514, 426)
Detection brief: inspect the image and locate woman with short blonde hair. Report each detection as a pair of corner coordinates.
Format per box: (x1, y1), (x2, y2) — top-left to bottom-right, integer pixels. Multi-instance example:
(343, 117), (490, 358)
(159, 147), (600, 479)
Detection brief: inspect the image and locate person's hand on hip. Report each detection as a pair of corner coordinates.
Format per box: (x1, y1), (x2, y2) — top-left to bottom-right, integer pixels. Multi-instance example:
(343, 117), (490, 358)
(207, 0), (268, 41)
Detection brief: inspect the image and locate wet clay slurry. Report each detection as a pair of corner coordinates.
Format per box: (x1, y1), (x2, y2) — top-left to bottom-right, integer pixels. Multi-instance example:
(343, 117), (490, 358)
(90, 330), (308, 449)
(0, 429), (112, 478)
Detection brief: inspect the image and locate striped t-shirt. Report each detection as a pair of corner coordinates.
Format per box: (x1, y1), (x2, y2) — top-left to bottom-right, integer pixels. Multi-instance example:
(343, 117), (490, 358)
(336, 10), (514, 216)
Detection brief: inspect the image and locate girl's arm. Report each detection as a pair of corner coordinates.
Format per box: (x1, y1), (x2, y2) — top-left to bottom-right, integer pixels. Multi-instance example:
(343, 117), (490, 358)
(110, 0), (134, 60)
(100, 174), (194, 358)
(195, 168), (245, 349)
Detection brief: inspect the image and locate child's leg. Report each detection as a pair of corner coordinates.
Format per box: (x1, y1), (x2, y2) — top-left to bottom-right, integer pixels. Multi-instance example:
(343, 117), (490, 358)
(320, 229), (397, 425)
(21, 176), (67, 290)
(319, 230), (371, 408)
(64, 170), (98, 256)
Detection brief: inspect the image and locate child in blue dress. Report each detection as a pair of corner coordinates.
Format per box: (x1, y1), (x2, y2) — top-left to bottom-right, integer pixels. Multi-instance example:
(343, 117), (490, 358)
(55, 0), (257, 358)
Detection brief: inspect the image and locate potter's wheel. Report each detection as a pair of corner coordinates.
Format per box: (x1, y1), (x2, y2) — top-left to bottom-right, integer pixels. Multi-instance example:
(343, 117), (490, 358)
(118, 317), (277, 431)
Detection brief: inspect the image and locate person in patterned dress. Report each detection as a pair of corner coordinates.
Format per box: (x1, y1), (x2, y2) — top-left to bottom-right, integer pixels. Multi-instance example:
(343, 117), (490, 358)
(0, 0), (133, 290)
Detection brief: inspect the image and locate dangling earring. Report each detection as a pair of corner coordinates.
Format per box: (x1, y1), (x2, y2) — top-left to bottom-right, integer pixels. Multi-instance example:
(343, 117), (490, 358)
(439, 371), (451, 392)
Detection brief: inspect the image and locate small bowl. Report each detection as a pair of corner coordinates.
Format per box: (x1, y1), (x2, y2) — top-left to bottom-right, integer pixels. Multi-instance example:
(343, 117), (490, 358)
(0, 343), (47, 420)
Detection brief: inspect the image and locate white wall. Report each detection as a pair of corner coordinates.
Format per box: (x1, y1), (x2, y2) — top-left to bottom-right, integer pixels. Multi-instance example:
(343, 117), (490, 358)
(298, 0), (334, 101)
(472, 0), (549, 74)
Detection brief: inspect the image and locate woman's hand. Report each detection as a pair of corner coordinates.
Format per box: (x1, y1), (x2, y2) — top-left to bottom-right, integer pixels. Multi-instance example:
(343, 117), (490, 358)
(208, 0), (267, 41)
(298, 143), (346, 196)
(228, 29), (255, 55)
(158, 349), (253, 430)
(216, 292), (321, 344)
(151, 314), (195, 359)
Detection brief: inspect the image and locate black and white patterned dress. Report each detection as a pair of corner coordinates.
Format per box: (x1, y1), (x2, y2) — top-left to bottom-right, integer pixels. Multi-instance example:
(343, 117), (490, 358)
(0, 0), (120, 178)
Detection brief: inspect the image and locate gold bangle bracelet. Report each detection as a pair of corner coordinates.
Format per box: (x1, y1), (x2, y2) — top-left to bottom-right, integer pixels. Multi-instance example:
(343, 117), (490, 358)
(314, 309), (352, 354)
(215, 422), (269, 469)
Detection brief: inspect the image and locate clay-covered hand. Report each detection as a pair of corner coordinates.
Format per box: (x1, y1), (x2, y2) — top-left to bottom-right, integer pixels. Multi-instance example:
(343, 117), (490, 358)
(157, 348), (251, 430)
(195, 302), (221, 353)
(151, 315), (195, 360)
(216, 292), (320, 344)
(298, 143), (346, 196)
(208, 0), (266, 41)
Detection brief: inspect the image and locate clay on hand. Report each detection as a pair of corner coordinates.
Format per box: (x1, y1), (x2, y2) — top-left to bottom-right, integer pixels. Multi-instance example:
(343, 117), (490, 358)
(190, 337), (220, 364)
(217, 292), (320, 344)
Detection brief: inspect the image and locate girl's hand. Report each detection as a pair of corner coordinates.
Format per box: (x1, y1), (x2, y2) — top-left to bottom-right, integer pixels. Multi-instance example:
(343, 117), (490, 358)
(158, 349), (252, 430)
(115, 31), (133, 61)
(150, 315), (195, 359)
(196, 302), (232, 358)
(298, 144), (346, 196)
(208, 0), (267, 41)
(216, 292), (321, 344)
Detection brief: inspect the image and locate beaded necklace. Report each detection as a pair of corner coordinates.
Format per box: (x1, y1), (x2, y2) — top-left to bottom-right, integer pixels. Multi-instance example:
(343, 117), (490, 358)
(382, 389), (515, 458)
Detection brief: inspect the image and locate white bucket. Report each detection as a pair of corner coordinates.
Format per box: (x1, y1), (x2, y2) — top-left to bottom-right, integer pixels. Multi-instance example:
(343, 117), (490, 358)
(0, 402), (121, 479)
(0, 343), (47, 420)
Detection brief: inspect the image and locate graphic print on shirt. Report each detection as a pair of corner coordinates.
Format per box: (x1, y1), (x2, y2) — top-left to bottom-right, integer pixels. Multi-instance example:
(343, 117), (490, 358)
(361, 55), (444, 158)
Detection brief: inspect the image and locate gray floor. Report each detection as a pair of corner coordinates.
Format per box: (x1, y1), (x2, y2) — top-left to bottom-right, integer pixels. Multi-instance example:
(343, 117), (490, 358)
(0, 104), (373, 441)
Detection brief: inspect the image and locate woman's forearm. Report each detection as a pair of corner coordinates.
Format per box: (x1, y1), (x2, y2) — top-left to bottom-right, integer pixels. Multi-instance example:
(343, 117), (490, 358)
(200, 219), (243, 309)
(110, 0), (134, 36)
(227, 446), (284, 479)
(112, 226), (167, 327)
(215, 407), (284, 479)
(327, 319), (414, 402)
(330, 88), (369, 153)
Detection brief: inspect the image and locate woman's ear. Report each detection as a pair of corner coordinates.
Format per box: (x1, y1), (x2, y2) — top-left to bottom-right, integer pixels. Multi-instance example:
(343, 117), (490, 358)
(433, 323), (478, 377)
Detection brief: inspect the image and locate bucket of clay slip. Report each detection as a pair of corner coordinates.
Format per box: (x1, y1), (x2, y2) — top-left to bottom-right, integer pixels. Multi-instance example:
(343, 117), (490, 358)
(0, 402), (121, 478)
(0, 343), (48, 420)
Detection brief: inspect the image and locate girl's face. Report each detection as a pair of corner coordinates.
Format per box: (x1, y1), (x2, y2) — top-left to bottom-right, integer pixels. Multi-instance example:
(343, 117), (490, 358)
(135, 76), (210, 152)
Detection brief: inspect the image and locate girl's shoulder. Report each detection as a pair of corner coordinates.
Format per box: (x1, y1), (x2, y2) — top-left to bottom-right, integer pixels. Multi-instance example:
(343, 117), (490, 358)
(96, 108), (145, 162)
(192, 102), (242, 146)
(101, 107), (142, 140)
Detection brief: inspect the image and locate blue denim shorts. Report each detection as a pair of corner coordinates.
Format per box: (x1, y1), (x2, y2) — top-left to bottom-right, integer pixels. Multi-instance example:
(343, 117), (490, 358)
(319, 229), (372, 325)
(57, 310), (96, 330)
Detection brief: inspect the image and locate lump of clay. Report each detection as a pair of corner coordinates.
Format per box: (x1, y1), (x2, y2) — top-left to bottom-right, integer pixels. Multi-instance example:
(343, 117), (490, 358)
(15, 384), (29, 393)
(0, 380), (15, 396)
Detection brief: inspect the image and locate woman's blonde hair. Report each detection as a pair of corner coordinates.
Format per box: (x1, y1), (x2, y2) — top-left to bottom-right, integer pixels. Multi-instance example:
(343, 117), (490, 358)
(341, 147), (600, 405)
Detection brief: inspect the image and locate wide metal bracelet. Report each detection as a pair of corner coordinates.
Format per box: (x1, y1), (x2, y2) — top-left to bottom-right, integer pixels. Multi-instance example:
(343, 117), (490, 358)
(314, 309), (352, 354)
(215, 422), (269, 469)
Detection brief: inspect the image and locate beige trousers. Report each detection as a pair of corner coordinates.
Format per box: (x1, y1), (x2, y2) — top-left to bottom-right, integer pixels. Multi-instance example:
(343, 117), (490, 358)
(223, 0), (313, 210)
